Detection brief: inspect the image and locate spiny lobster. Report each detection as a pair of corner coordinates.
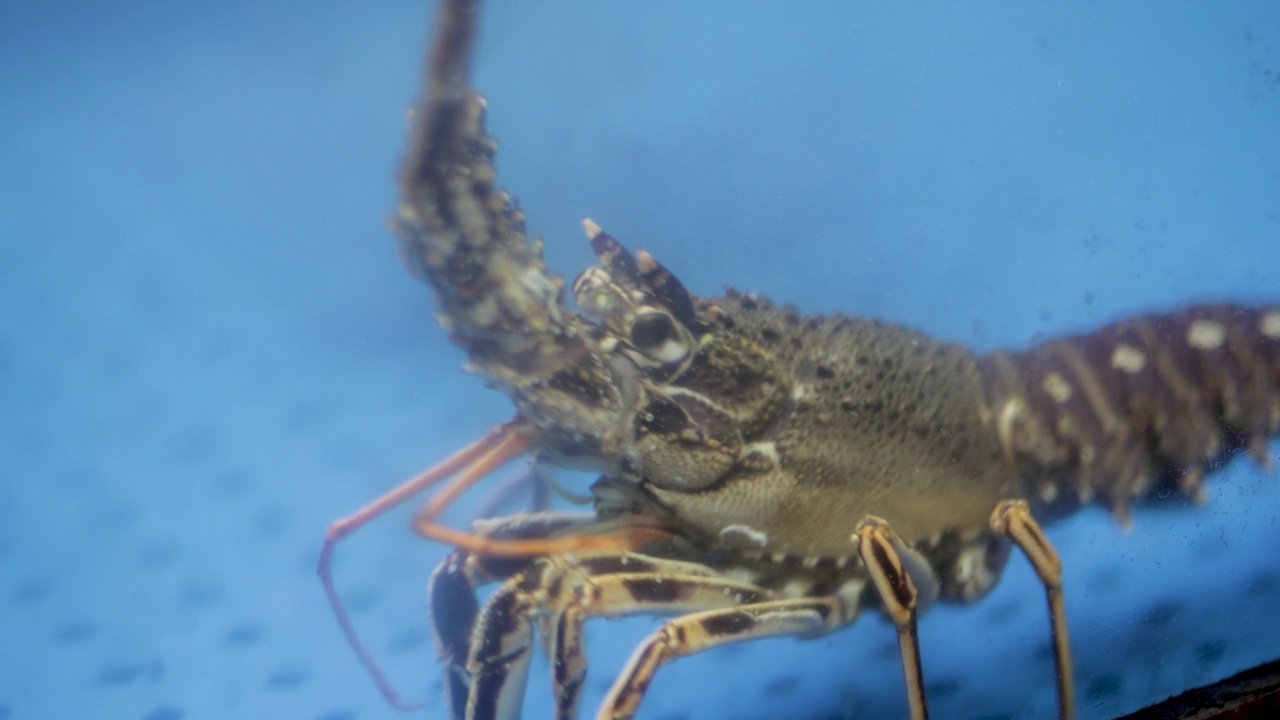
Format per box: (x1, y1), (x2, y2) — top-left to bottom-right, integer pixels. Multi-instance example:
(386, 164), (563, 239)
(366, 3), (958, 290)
(319, 1), (1280, 718)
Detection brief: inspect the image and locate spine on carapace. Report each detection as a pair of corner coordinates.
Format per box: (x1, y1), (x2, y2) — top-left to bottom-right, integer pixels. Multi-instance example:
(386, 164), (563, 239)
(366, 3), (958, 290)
(978, 304), (1280, 523)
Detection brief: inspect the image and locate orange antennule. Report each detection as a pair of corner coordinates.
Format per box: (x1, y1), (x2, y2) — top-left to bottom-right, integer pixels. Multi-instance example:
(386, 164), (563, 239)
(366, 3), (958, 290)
(413, 518), (667, 556)
(411, 431), (666, 555)
(316, 419), (534, 710)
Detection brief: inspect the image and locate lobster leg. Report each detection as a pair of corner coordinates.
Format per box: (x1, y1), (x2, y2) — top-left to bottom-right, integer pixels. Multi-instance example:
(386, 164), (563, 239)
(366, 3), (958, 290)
(854, 517), (936, 720)
(600, 596), (853, 720)
(991, 499), (1075, 720)
(429, 511), (602, 720)
(463, 553), (776, 720)
(430, 550), (485, 720)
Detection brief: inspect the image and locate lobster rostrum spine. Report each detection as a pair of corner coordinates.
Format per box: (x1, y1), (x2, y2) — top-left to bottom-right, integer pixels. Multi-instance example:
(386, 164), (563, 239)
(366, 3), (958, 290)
(320, 0), (1280, 717)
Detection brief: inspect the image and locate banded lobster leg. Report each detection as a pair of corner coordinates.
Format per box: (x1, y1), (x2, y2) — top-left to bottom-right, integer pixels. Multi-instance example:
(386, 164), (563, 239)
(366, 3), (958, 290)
(849, 505), (1075, 720)
(441, 505), (1076, 720)
(429, 511), (610, 720)
(437, 541), (785, 720)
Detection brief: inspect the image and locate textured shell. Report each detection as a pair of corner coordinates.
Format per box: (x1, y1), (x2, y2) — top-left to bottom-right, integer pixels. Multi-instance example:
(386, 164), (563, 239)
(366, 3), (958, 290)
(637, 289), (1019, 558)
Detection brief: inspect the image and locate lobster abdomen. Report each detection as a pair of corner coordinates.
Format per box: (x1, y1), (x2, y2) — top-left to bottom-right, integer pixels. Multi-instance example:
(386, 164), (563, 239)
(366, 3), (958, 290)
(979, 304), (1280, 523)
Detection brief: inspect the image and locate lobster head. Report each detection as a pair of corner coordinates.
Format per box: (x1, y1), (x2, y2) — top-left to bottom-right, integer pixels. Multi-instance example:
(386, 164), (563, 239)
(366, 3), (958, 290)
(508, 219), (789, 498)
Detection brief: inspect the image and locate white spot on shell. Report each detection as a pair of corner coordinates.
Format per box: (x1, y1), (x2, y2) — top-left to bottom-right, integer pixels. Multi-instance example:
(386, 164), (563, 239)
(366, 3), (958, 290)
(634, 248), (658, 274)
(791, 383), (816, 403)
(835, 578), (866, 618)
(740, 441), (781, 467)
(719, 524), (769, 548)
(1041, 372), (1073, 403)
(1110, 344), (1147, 373)
(953, 544), (998, 602)
(780, 579), (810, 598)
(1187, 319), (1226, 350)
(954, 545), (978, 584)
(1039, 482), (1059, 504)
(1262, 310), (1280, 339)
(996, 397), (1027, 457)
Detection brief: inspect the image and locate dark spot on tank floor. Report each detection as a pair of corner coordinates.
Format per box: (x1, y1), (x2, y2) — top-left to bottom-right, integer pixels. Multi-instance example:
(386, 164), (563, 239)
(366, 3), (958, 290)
(50, 619), (97, 644)
(0, 703), (11, 719)
(178, 581), (222, 608)
(209, 468), (256, 499)
(1034, 639), (1054, 662)
(1086, 564), (1124, 594)
(85, 498), (140, 535)
(387, 627), (430, 654)
(1196, 639), (1227, 664)
(52, 464), (108, 496)
(925, 677), (961, 700)
(98, 659), (163, 687)
(169, 424), (222, 466)
(343, 588), (378, 614)
(762, 673), (802, 697)
(136, 541), (179, 570)
(872, 639), (899, 662)
(283, 399), (328, 434)
(251, 505), (290, 540)
(1086, 672), (1123, 701)
(266, 665), (311, 691)
(12, 579), (52, 604)
(223, 622), (266, 647)
(712, 641), (747, 658)
(141, 705), (185, 720)
(1142, 601), (1180, 629)
(981, 598), (1021, 626)
(98, 664), (142, 687)
(1247, 570), (1279, 596)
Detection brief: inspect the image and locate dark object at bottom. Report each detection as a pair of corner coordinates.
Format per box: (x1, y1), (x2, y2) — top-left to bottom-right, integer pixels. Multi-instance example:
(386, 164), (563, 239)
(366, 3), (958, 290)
(1117, 658), (1280, 719)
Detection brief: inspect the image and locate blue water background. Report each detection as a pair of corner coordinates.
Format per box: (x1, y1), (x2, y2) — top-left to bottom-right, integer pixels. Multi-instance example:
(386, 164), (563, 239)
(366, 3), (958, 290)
(2, 2), (1278, 719)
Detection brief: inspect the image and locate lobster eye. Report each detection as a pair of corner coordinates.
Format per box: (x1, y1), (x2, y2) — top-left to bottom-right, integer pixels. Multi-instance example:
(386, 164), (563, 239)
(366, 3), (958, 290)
(629, 310), (689, 363)
(630, 311), (674, 348)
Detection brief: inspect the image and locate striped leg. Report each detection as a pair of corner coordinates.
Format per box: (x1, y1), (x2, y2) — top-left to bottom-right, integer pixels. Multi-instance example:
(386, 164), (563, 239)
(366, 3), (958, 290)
(991, 500), (1076, 720)
(853, 516), (941, 720)
(429, 550), (485, 720)
(464, 554), (774, 720)
(599, 596), (853, 720)
(427, 511), (601, 720)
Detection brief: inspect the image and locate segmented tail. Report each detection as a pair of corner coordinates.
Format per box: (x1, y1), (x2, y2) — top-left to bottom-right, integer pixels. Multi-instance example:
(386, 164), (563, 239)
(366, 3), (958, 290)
(979, 304), (1280, 523)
